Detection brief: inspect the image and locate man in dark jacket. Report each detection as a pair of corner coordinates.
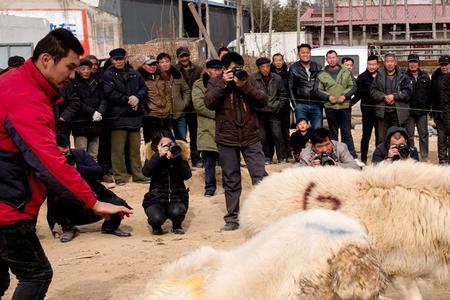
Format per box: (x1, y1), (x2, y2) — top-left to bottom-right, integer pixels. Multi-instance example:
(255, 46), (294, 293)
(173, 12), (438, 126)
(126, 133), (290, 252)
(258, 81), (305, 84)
(253, 57), (288, 163)
(432, 55), (450, 164)
(288, 43), (323, 129)
(205, 52), (268, 231)
(0, 55), (25, 75)
(372, 126), (419, 164)
(0, 29), (131, 300)
(47, 135), (131, 242)
(103, 48), (147, 185)
(370, 53), (413, 144)
(62, 58), (107, 159)
(352, 55), (379, 163)
(174, 46), (203, 168)
(404, 54), (431, 162)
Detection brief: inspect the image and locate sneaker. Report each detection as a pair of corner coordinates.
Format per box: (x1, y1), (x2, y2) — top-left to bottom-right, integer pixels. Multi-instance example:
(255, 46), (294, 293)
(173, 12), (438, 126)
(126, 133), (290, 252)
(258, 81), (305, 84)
(221, 222), (239, 231)
(60, 228), (77, 243)
(102, 228), (131, 237)
(102, 174), (114, 183)
(152, 227), (164, 235)
(355, 159), (366, 168)
(173, 228), (185, 234)
(115, 179), (127, 186)
(204, 191), (215, 197)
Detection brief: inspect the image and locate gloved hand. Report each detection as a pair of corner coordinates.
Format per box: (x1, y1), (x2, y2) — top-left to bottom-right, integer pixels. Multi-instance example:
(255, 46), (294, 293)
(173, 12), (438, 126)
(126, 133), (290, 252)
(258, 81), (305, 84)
(128, 95), (139, 108)
(92, 111), (102, 122)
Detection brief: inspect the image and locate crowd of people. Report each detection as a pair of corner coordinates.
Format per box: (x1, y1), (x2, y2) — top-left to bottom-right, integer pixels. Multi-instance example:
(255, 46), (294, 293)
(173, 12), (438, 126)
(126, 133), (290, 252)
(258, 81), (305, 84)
(1, 27), (450, 299)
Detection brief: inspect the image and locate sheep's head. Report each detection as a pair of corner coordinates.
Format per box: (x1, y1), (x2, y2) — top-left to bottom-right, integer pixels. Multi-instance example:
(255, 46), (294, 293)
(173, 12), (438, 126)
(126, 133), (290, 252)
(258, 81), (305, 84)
(329, 243), (387, 300)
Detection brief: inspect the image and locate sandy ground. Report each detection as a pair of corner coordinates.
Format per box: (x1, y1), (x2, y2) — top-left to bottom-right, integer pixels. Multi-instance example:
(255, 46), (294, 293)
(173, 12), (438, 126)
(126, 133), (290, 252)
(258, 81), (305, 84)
(3, 127), (450, 300)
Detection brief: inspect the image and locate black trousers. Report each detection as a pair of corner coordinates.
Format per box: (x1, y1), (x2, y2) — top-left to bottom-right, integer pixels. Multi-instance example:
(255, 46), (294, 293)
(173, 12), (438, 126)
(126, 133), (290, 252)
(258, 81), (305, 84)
(325, 108), (357, 158)
(218, 142), (267, 224)
(257, 112), (286, 162)
(47, 195), (126, 232)
(142, 116), (172, 144)
(98, 127), (112, 174)
(0, 221), (53, 300)
(376, 110), (400, 146)
(145, 202), (187, 229)
(186, 113), (202, 164)
(280, 107), (292, 158)
(360, 106), (378, 164)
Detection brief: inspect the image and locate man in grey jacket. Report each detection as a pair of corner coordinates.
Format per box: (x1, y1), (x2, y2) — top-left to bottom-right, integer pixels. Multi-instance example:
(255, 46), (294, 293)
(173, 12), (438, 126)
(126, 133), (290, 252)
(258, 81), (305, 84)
(299, 128), (359, 169)
(370, 53), (413, 145)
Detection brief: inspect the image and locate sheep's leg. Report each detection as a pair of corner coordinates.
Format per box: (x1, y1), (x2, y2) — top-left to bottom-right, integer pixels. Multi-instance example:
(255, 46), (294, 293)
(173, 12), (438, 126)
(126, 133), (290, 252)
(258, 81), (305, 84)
(392, 277), (423, 300)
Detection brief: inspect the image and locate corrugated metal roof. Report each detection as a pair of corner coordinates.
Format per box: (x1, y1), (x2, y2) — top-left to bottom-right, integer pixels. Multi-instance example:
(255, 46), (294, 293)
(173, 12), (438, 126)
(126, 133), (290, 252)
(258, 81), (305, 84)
(300, 4), (450, 26)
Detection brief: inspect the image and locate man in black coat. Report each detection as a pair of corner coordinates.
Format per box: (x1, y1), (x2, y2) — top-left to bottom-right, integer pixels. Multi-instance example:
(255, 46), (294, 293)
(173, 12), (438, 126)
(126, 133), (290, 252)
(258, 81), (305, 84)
(404, 54), (431, 162)
(103, 48), (147, 185)
(288, 43), (324, 129)
(352, 55), (379, 164)
(432, 55), (450, 164)
(47, 135), (132, 242)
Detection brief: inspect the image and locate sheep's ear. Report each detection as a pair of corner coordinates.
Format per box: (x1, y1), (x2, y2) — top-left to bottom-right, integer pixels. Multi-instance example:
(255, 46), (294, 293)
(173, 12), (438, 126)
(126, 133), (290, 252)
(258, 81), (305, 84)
(329, 243), (388, 300)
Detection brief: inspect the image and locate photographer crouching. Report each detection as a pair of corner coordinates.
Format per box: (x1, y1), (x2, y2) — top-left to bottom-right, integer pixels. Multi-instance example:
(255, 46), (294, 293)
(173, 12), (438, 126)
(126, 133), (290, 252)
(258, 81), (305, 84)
(142, 130), (192, 235)
(299, 128), (360, 169)
(372, 126), (419, 163)
(47, 135), (132, 242)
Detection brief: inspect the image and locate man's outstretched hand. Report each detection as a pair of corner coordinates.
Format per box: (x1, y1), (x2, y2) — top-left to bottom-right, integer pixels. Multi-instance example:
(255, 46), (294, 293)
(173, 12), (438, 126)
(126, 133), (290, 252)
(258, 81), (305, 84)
(92, 201), (133, 220)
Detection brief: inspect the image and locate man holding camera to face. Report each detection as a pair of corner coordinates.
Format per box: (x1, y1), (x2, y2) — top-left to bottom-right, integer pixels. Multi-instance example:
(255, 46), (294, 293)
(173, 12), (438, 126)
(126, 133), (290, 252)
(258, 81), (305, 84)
(299, 128), (360, 169)
(205, 52), (268, 231)
(372, 126), (419, 164)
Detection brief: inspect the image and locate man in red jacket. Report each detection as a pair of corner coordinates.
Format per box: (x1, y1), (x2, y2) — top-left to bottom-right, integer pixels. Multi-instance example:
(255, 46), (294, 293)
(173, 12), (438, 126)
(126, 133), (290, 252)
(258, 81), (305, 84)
(0, 29), (132, 300)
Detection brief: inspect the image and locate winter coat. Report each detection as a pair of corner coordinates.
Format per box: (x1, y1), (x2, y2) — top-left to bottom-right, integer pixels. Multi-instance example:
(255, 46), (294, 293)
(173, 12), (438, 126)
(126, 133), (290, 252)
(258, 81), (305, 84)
(192, 75), (217, 152)
(142, 141), (192, 208)
(140, 70), (172, 119)
(371, 126), (419, 163)
(102, 65), (147, 130)
(204, 75), (268, 147)
(431, 68), (447, 120)
(316, 64), (356, 110)
(288, 60), (323, 106)
(162, 66), (191, 120)
(370, 66), (413, 125)
(175, 62), (202, 89)
(271, 63), (289, 96)
(0, 59), (96, 225)
(62, 74), (107, 137)
(352, 69), (377, 109)
(439, 73), (450, 134)
(405, 69), (431, 118)
(252, 72), (288, 114)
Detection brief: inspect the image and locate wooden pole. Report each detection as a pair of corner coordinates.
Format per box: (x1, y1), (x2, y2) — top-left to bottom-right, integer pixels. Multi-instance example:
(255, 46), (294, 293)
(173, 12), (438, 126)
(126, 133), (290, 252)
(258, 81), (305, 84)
(178, 0), (183, 38)
(206, 0), (211, 58)
(334, 0), (339, 43)
(187, 2), (219, 58)
(268, 0), (273, 57)
(236, 0), (243, 54)
(405, 0), (410, 40)
(198, 2), (203, 39)
(259, 0), (263, 33)
(363, 0), (367, 42)
(321, 0), (325, 46)
(297, 0), (301, 45)
(432, 0), (437, 39)
(349, 0), (353, 46)
(378, 0), (383, 41)
(250, 0), (255, 33)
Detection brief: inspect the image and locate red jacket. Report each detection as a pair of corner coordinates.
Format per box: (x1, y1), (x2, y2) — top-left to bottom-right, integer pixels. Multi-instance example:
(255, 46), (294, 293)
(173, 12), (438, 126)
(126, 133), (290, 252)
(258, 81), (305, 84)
(0, 59), (97, 225)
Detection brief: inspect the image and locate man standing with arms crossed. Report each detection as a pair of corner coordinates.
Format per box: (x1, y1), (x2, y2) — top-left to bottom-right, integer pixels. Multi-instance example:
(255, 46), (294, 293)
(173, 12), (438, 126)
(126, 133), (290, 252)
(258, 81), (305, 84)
(0, 29), (132, 299)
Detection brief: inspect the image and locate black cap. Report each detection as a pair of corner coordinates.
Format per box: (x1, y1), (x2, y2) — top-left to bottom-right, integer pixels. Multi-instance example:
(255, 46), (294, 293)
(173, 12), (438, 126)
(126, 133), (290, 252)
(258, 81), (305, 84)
(79, 58), (93, 67)
(407, 54), (420, 62)
(109, 48), (126, 58)
(8, 56), (25, 67)
(256, 57), (271, 67)
(56, 134), (70, 148)
(295, 118), (309, 125)
(205, 59), (224, 69)
(176, 46), (190, 57)
(439, 55), (450, 65)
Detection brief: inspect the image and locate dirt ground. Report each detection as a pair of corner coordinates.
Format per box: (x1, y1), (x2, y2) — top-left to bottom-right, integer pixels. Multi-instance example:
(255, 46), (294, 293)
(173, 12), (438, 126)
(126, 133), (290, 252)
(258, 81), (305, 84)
(3, 128), (450, 300)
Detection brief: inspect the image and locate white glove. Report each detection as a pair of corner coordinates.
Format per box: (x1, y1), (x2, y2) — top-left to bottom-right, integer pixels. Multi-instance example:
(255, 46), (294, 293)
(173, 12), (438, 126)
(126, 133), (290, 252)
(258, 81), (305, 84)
(92, 111), (102, 122)
(128, 95), (139, 108)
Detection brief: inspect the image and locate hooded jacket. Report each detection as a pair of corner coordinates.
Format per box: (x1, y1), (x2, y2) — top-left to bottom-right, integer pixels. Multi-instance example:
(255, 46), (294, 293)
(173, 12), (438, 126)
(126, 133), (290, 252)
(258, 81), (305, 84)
(142, 141), (192, 209)
(371, 126), (419, 163)
(370, 66), (413, 125)
(0, 59), (97, 225)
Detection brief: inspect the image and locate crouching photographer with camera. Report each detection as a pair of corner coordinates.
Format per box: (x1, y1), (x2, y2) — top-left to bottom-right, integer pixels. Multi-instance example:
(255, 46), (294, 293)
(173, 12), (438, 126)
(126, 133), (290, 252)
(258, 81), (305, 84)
(299, 128), (360, 169)
(142, 130), (192, 235)
(372, 126), (419, 164)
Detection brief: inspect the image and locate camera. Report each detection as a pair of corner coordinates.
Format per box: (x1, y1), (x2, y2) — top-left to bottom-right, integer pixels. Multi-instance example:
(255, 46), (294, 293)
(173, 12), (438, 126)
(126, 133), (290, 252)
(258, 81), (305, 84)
(231, 67), (248, 81)
(315, 152), (336, 166)
(392, 144), (411, 161)
(164, 142), (181, 158)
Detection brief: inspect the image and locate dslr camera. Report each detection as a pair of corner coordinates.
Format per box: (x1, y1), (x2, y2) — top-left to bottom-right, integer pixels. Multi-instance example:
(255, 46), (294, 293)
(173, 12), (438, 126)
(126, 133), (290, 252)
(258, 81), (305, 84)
(231, 67), (248, 81)
(162, 142), (181, 159)
(392, 144), (412, 161)
(315, 152), (336, 166)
